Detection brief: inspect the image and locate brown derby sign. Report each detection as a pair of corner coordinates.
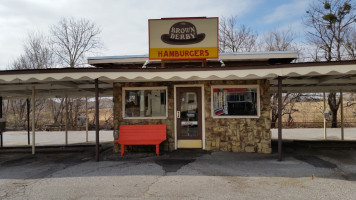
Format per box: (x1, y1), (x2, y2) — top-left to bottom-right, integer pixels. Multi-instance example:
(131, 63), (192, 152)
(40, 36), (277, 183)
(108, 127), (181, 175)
(161, 21), (206, 45)
(149, 17), (218, 60)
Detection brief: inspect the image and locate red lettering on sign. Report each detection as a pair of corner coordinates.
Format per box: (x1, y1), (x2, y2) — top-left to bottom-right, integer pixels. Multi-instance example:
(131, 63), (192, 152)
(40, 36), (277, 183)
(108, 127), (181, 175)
(205, 50), (209, 56)
(156, 49), (212, 58)
(194, 50), (198, 56)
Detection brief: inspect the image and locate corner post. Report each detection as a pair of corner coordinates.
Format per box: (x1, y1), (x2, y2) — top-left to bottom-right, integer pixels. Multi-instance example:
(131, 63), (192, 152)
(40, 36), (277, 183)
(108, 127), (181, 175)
(0, 96), (2, 148)
(340, 89), (344, 141)
(95, 79), (100, 162)
(27, 98), (30, 145)
(323, 92), (327, 140)
(32, 87), (36, 154)
(65, 94), (68, 145)
(278, 76), (283, 161)
(86, 96), (89, 142)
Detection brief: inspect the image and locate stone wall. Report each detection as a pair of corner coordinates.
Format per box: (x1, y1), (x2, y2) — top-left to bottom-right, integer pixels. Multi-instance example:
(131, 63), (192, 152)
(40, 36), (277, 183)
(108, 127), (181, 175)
(204, 80), (272, 154)
(113, 82), (176, 153)
(113, 80), (271, 154)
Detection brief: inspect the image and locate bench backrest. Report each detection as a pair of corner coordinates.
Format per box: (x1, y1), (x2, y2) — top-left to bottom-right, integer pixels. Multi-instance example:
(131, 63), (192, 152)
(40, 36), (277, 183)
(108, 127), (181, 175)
(119, 124), (166, 141)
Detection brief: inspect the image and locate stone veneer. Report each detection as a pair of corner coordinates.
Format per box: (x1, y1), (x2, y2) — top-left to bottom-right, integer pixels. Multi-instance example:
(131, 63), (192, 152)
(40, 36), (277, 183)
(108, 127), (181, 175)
(113, 80), (271, 154)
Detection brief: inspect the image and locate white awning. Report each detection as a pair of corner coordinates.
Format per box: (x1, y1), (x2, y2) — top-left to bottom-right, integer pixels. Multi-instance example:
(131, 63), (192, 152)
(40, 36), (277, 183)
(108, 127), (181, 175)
(0, 62), (356, 98)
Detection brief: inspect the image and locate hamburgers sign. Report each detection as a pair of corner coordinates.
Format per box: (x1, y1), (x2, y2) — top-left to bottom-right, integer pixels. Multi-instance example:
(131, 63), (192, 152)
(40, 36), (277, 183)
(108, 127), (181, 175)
(149, 17), (218, 60)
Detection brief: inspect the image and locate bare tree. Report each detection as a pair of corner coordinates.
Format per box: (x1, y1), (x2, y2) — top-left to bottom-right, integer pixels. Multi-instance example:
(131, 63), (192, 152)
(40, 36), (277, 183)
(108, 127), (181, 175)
(6, 18), (104, 130)
(259, 29), (304, 127)
(304, 0), (356, 61)
(345, 29), (356, 59)
(51, 17), (103, 68)
(48, 98), (65, 124)
(34, 98), (48, 128)
(12, 55), (32, 70)
(219, 16), (258, 52)
(9, 99), (27, 128)
(271, 93), (303, 128)
(6, 32), (55, 130)
(327, 92), (342, 127)
(11, 31), (55, 70)
(261, 28), (297, 51)
(49, 17), (103, 129)
(304, 0), (356, 127)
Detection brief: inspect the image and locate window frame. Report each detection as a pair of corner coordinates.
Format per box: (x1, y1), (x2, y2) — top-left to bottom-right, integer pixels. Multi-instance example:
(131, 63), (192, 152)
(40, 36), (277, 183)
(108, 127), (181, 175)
(211, 85), (261, 119)
(122, 86), (168, 119)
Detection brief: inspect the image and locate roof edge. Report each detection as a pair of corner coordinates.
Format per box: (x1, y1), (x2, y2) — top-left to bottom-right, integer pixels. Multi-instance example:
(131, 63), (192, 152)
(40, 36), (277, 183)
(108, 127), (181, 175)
(88, 51), (298, 65)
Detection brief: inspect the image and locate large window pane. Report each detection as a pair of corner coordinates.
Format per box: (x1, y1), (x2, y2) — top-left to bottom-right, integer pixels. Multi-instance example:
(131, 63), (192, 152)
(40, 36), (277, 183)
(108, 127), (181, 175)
(212, 86), (259, 117)
(123, 87), (167, 118)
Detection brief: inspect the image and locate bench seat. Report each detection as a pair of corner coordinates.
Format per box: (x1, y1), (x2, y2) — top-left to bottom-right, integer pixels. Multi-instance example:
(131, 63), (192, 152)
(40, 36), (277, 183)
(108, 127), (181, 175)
(115, 124), (166, 156)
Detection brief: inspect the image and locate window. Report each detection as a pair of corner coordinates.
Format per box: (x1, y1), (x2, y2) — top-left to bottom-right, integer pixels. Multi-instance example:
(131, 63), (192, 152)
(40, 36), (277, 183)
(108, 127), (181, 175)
(211, 85), (260, 118)
(123, 87), (168, 119)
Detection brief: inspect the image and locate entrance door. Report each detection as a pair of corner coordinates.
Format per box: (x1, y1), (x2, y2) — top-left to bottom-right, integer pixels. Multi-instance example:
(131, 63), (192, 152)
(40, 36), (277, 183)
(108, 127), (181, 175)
(176, 87), (202, 148)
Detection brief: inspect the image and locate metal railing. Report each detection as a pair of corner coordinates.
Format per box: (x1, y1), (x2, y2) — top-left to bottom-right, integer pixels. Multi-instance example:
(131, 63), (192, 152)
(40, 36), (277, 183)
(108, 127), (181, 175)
(271, 121), (356, 129)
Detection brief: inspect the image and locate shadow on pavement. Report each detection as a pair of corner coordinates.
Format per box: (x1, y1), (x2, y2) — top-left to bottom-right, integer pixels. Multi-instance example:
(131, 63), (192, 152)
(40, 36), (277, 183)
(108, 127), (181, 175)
(0, 140), (356, 181)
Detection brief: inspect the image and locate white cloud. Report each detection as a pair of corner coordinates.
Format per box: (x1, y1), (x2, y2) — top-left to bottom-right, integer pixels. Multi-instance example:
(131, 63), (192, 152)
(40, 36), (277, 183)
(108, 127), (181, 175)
(264, 0), (309, 24)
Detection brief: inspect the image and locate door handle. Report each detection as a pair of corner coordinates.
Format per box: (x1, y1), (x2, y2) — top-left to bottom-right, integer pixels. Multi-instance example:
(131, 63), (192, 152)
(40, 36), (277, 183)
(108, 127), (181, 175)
(177, 111), (180, 119)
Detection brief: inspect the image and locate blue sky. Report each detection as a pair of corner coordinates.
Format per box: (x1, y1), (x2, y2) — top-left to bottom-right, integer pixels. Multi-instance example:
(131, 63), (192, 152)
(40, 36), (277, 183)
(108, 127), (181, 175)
(0, 0), (310, 69)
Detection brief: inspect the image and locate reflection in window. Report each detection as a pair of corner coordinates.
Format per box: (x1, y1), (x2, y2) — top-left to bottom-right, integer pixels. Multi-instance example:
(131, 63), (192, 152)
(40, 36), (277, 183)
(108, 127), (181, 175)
(212, 86), (259, 117)
(124, 88), (167, 118)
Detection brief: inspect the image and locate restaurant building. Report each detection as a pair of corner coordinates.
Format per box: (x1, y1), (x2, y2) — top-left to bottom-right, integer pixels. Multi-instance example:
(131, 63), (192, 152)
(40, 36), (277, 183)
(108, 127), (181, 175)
(2, 17), (355, 160)
(87, 17), (298, 154)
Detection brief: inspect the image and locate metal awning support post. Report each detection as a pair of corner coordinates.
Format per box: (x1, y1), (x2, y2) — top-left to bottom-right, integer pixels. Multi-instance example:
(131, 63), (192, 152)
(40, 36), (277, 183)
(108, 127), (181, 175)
(0, 96), (2, 147)
(278, 76), (283, 161)
(27, 98), (30, 145)
(65, 94), (68, 145)
(95, 79), (100, 162)
(323, 92), (327, 140)
(340, 89), (344, 141)
(32, 87), (36, 154)
(86, 96), (89, 142)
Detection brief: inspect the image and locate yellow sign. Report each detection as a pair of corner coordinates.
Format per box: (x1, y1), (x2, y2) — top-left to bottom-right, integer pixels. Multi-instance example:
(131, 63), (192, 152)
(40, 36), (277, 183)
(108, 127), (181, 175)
(149, 17), (218, 60)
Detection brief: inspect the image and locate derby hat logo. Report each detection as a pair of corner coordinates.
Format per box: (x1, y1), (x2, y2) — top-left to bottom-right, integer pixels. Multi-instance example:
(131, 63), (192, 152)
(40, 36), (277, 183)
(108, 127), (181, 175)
(161, 21), (206, 45)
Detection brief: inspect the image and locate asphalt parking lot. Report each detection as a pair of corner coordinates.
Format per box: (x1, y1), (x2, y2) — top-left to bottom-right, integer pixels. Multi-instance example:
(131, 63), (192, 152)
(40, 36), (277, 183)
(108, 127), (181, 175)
(1, 140), (356, 200)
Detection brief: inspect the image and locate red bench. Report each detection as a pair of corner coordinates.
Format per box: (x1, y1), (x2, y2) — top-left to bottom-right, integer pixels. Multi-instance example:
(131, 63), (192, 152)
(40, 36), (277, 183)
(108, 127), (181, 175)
(115, 124), (166, 156)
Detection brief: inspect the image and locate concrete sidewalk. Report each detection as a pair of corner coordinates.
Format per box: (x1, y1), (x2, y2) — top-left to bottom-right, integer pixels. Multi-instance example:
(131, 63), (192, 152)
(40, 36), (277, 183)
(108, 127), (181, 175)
(1, 130), (114, 147)
(1, 127), (355, 148)
(272, 127), (356, 140)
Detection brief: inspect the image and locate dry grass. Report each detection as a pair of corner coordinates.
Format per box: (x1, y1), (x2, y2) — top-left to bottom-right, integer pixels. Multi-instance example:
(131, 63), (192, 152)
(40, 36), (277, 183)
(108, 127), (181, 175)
(281, 101), (356, 127)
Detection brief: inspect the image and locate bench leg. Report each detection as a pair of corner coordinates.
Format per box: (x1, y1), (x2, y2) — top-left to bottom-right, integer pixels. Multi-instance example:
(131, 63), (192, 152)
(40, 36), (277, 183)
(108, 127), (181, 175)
(156, 144), (159, 156)
(121, 144), (125, 157)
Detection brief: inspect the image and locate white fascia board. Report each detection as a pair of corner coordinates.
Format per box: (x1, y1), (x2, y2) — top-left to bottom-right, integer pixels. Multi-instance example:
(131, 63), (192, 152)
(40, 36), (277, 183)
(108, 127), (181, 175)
(87, 51), (298, 65)
(218, 51), (298, 61)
